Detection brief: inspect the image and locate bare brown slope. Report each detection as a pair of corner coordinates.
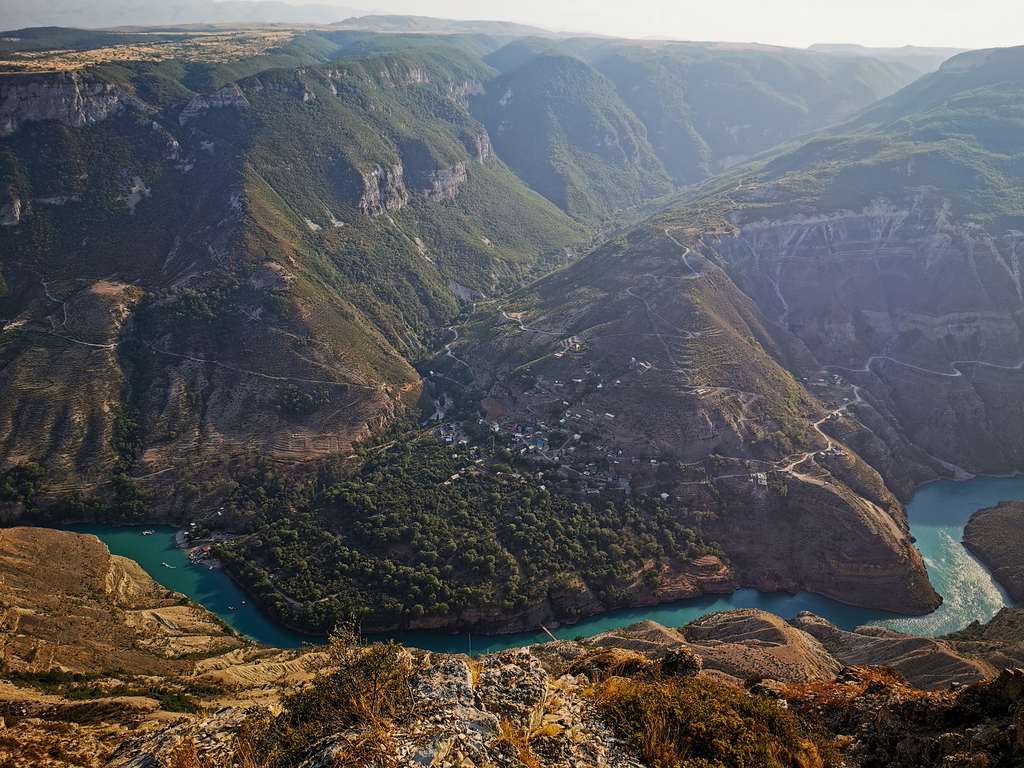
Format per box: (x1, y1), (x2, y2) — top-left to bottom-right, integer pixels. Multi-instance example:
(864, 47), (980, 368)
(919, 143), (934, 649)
(0, 527), (241, 675)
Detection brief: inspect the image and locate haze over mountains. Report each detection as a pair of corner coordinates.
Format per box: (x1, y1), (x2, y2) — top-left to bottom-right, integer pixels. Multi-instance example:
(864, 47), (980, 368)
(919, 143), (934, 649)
(5, 7), (1024, 767)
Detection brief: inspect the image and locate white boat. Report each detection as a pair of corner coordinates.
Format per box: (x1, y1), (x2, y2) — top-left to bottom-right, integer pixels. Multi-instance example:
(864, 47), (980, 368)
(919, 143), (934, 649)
(161, 562), (176, 568)
(142, 530), (155, 535)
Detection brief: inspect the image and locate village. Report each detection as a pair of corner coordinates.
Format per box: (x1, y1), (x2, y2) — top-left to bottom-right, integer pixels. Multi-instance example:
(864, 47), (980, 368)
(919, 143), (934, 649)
(432, 327), (864, 501)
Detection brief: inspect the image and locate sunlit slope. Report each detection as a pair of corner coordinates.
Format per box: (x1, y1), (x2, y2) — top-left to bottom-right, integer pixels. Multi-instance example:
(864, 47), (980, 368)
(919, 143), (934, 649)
(0, 47), (587, 505)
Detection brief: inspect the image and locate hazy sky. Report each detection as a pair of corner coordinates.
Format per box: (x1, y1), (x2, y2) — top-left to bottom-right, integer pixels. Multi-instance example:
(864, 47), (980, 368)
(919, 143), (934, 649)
(312, 0), (1023, 49)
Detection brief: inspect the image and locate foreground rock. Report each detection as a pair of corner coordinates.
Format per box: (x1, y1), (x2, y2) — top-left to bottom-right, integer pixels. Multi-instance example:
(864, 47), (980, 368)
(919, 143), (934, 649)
(108, 649), (647, 768)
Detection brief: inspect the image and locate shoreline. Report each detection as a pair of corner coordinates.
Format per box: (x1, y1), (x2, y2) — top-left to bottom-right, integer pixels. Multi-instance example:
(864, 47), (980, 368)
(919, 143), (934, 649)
(49, 469), (1024, 645)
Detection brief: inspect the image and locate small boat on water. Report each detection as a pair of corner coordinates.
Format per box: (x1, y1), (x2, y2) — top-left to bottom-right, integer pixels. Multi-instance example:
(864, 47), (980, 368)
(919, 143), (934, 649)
(142, 530), (155, 536)
(228, 606), (237, 611)
(161, 562), (176, 568)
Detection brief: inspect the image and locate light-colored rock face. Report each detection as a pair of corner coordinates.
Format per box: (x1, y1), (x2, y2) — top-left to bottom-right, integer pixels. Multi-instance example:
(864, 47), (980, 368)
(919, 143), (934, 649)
(0, 71), (152, 137)
(358, 163), (410, 215)
(422, 161), (468, 201)
(178, 83), (250, 124)
(471, 131), (496, 162)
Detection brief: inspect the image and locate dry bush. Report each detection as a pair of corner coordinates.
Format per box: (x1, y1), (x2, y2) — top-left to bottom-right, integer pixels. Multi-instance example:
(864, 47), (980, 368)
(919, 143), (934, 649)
(167, 735), (212, 768)
(231, 624), (416, 768)
(495, 718), (543, 768)
(590, 675), (835, 768)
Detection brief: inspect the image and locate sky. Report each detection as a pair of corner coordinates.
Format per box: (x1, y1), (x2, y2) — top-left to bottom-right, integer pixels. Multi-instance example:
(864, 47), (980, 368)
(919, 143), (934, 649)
(295, 0), (1023, 49)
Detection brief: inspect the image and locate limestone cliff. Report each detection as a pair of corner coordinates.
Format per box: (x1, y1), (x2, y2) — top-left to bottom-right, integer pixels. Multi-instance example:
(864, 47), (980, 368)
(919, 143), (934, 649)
(0, 71), (153, 137)
(358, 162), (410, 215)
(421, 161), (469, 201)
(177, 83), (250, 124)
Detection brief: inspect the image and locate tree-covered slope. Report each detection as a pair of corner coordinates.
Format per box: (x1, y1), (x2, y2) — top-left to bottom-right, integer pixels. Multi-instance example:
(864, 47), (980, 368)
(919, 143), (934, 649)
(589, 43), (920, 184)
(0, 45), (587, 512)
(470, 53), (674, 225)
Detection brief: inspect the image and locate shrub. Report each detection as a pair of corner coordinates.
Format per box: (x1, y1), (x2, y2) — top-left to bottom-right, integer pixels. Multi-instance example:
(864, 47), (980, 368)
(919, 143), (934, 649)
(232, 624), (415, 768)
(591, 676), (835, 768)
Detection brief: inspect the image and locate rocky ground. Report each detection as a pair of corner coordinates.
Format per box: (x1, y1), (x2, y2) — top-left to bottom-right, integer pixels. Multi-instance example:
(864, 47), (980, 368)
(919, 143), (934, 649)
(0, 532), (1022, 767)
(77, 613), (1024, 768)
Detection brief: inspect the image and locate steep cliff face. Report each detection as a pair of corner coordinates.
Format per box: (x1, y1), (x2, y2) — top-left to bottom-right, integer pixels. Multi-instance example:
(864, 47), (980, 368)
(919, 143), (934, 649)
(0, 71), (153, 137)
(177, 83), (250, 124)
(704, 193), (1024, 474)
(421, 160), (469, 201)
(470, 130), (496, 162)
(357, 162), (410, 214)
(709, 195), (1024, 369)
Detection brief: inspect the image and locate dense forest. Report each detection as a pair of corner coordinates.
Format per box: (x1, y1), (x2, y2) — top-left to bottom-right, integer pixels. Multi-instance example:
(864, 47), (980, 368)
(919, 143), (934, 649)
(217, 433), (721, 633)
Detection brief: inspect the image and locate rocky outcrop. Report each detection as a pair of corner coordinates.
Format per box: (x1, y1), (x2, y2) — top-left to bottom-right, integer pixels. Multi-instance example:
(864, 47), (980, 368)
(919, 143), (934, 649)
(422, 161), (468, 201)
(107, 707), (249, 768)
(110, 648), (647, 768)
(420, 133), (495, 200)
(469, 131), (496, 162)
(358, 163), (410, 215)
(178, 83), (250, 124)
(784, 664), (1024, 768)
(446, 79), (486, 102)
(379, 64), (429, 89)
(0, 71), (153, 137)
(790, 612), (989, 690)
(0, 195), (22, 226)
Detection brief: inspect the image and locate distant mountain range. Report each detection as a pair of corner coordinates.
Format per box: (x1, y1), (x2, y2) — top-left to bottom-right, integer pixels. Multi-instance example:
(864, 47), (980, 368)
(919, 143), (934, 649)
(808, 43), (968, 76)
(2, 0), (363, 29)
(0, 1), (567, 34)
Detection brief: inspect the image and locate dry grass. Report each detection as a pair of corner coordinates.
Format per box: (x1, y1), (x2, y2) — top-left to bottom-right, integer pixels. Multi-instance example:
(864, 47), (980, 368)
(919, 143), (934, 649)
(495, 718), (543, 768)
(1, 31), (295, 73)
(167, 736), (210, 768)
(467, 657), (483, 686)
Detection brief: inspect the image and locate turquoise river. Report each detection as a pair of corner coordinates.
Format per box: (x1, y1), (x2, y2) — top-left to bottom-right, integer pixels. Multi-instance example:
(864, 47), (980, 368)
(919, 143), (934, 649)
(63, 474), (1022, 655)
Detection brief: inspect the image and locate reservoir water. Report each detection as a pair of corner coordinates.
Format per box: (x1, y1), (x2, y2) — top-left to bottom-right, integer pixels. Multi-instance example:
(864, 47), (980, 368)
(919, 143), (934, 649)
(66, 473), (1022, 653)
